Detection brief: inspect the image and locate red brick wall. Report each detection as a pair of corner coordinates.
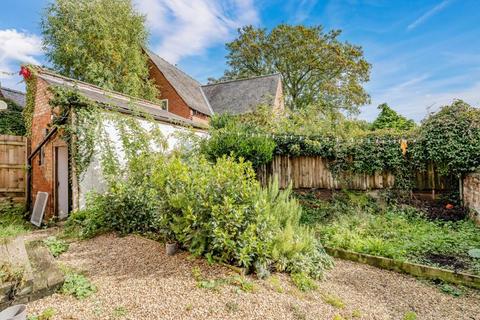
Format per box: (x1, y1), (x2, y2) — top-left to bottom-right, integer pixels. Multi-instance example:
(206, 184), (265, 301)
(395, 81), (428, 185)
(148, 60), (193, 120)
(30, 78), (66, 219)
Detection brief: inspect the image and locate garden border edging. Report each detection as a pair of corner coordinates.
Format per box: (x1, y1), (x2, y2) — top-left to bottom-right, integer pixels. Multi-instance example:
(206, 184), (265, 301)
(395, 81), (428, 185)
(325, 247), (480, 290)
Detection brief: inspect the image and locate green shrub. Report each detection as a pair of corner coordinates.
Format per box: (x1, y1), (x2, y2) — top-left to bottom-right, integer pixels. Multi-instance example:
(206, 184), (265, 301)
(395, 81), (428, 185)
(71, 154), (333, 279)
(43, 236), (69, 257)
(61, 271), (96, 299)
(201, 114), (276, 167)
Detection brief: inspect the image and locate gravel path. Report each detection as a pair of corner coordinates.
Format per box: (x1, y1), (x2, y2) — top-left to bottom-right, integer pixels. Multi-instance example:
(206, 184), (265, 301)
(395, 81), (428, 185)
(28, 234), (480, 320)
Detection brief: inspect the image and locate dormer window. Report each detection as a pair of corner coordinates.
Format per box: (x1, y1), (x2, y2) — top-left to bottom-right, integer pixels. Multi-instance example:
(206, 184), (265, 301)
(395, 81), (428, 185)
(159, 99), (168, 111)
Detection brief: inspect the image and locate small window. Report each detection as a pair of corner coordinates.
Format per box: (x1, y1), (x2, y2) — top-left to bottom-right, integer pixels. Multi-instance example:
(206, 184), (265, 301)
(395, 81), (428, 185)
(159, 99), (168, 111)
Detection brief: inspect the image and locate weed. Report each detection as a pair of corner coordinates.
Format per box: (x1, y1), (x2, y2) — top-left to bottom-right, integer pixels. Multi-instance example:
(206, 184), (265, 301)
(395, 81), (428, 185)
(403, 311), (417, 320)
(351, 309), (362, 318)
(0, 203), (29, 241)
(225, 301), (239, 313)
(267, 275), (284, 293)
(112, 306), (127, 318)
(185, 304), (193, 311)
(304, 191), (480, 275)
(27, 307), (56, 320)
(43, 236), (69, 257)
(60, 271), (96, 299)
(229, 275), (256, 293)
(290, 304), (306, 320)
(332, 315), (345, 320)
(440, 283), (463, 297)
(291, 272), (318, 292)
(321, 292), (345, 309)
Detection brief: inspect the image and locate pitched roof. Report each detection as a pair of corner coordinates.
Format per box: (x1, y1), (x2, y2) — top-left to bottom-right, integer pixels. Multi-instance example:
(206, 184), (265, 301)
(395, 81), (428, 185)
(35, 68), (207, 130)
(201, 74), (282, 115)
(0, 86), (26, 108)
(146, 50), (213, 116)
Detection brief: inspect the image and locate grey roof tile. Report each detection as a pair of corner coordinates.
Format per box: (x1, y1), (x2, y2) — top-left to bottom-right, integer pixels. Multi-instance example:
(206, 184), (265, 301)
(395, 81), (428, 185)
(201, 74), (281, 115)
(0, 87), (26, 108)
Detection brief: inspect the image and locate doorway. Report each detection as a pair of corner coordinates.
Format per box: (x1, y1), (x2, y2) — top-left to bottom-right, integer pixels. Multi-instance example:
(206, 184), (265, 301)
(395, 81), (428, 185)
(55, 146), (69, 219)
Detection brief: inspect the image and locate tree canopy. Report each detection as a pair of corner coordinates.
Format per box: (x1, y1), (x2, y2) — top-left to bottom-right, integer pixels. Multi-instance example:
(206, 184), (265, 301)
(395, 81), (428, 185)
(41, 0), (157, 100)
(219, 24), (371, 114)
(371, 103), (415, 131)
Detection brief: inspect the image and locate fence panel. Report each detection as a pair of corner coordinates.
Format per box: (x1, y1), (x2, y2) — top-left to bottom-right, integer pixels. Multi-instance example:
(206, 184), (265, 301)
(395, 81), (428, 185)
(257, 155), (450, 191)
(0, 135), (27, 203)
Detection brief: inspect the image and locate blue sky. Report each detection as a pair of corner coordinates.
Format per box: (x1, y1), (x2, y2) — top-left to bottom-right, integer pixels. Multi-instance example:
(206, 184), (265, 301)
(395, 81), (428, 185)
(1, 0), (479, 121)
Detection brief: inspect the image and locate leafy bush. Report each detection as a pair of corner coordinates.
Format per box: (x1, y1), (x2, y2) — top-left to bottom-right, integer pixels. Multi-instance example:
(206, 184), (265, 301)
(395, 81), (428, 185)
(201, 114), (276, 167)
(61, 271), (96, 299)
(70, 154), (333, 279)
(43, 236), (69, 257)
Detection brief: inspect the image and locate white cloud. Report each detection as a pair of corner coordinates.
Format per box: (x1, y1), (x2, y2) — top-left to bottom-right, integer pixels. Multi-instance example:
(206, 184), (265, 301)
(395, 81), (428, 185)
(407, 0), (451, 31)
(135, 0), (259, 64)
(0, 29), (42, 90)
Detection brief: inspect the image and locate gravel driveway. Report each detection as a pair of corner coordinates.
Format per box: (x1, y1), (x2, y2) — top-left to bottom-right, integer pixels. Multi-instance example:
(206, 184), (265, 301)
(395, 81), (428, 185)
(28, 234), (480, 320)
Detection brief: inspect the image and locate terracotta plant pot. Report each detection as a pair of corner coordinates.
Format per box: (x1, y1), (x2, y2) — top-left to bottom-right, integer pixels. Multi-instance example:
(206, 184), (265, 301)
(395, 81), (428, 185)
(165, 242), (177, 256)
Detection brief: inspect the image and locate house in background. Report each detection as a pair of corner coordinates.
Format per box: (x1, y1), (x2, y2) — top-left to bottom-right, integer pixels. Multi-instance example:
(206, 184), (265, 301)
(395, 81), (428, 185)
(0, 86), (26, 108)
(201, 74), (284, 115)
(145, 50), (285, 121)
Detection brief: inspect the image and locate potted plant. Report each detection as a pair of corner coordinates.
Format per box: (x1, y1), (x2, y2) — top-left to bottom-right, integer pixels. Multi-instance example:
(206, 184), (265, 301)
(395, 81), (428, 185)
(163, 230), (177, 256)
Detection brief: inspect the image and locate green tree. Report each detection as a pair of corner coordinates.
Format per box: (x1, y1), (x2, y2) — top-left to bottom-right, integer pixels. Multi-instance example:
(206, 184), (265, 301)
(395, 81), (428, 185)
(41, 0), (157, 100)
(0, 99), (26, 136)
(220, 24), (371, 114)
(371, 103), (415, 131)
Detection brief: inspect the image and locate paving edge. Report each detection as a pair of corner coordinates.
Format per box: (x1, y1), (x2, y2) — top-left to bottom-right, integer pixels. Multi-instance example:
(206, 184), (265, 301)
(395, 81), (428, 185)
(325, 247), (480, 290)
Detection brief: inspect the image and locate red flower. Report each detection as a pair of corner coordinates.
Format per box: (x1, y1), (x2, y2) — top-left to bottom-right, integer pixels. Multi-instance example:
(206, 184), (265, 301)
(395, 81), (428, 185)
(19, 66), (32, 79)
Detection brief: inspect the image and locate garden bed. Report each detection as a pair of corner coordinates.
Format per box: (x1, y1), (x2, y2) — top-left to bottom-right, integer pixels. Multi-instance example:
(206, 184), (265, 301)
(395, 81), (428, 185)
(296, 190), (480, 276)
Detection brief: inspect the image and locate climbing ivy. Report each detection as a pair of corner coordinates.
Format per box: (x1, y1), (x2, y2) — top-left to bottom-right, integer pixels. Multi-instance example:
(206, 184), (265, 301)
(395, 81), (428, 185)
(22, 67), (37, 136)
(0, 98), (26, 136)
(49, 87), (101, 180)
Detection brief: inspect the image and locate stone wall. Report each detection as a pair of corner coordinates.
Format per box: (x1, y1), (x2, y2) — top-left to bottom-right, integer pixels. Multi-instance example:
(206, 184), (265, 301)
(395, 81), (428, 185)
(463, 172), (480, 224)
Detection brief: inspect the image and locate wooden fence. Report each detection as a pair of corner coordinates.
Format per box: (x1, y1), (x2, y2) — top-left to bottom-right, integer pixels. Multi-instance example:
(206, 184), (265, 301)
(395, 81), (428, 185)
(0, 135), (27, 203)
(257, 155), (451, 191)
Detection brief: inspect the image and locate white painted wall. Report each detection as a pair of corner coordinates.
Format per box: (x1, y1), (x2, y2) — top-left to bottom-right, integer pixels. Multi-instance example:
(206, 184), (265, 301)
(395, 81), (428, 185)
(78, 112), (206, 209)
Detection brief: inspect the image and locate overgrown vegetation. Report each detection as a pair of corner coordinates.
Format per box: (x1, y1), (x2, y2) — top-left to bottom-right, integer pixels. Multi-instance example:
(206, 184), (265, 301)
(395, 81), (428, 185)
(60, 270), (96, 299)
(203, 100), (480, 196)
(43, 236), (69, 257)
(0, 98), (26, 135)
(0, 202), (29, 241)
(55, 90), (333, 281)
(298, 190), (480, 275)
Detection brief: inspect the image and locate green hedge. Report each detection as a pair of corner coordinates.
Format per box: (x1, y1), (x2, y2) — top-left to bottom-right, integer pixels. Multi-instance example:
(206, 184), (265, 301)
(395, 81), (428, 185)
(0, 98), (26, 136)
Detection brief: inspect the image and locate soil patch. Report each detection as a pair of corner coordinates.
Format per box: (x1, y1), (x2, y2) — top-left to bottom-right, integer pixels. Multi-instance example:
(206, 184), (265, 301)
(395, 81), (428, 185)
(424, 253), (467, 271)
